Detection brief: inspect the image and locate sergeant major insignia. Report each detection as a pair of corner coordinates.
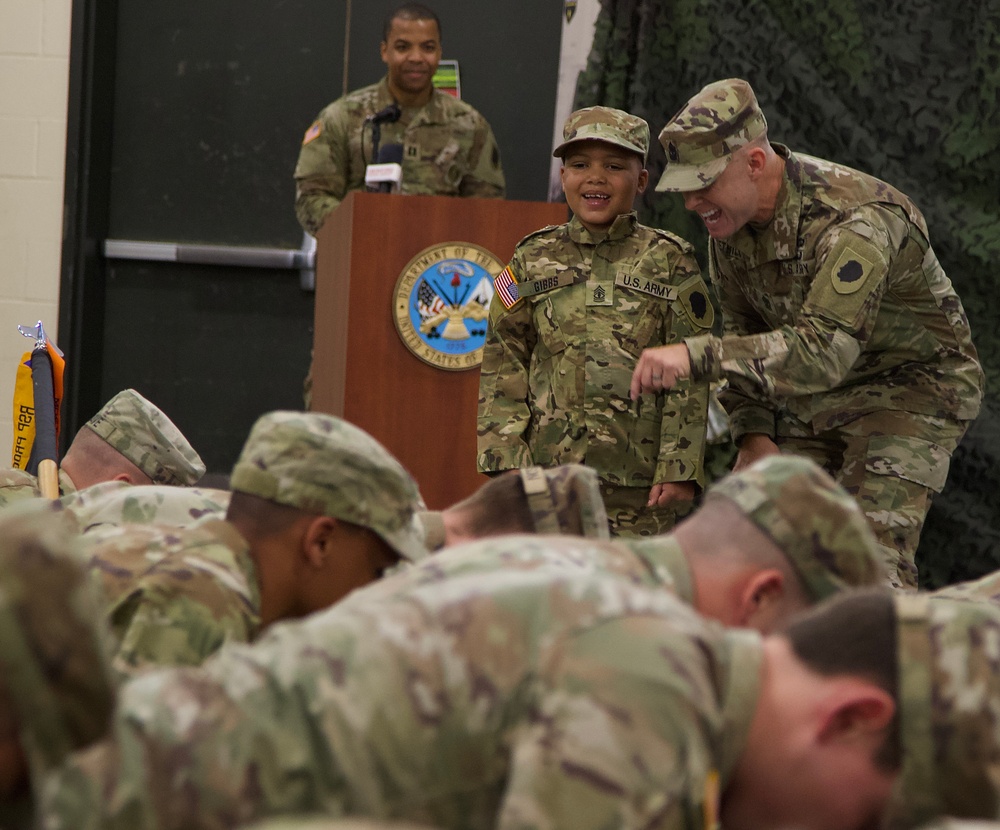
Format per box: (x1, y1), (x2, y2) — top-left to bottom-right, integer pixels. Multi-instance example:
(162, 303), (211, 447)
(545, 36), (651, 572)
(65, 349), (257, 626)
(393, 242), (504, 371)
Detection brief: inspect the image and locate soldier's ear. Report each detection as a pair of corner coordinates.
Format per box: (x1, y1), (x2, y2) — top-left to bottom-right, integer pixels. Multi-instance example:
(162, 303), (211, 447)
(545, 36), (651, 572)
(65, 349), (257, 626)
(737, 569), (785, 631)
(746, 146), (768, 178)
(816, 684), (895, 746)
(302, 516), (338, 568)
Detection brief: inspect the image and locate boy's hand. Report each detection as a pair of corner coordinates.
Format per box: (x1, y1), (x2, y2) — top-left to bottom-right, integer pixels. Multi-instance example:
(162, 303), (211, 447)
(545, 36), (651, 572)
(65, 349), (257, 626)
(733, 433), (781, 472)
(630, 344), (691, 399)
(647, 480), (696, 507)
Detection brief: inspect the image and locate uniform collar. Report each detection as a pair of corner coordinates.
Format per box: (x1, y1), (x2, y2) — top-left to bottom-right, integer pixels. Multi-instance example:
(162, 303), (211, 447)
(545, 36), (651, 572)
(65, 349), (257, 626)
(717, 629), (764, 785)
(625, 535), (696, 604)
(567, 211), (638, 245)
(763, 143), (803, 261)
(58, 468), (77, 495)
(377, 76), (447, 125)
(193, 516), (263, 619)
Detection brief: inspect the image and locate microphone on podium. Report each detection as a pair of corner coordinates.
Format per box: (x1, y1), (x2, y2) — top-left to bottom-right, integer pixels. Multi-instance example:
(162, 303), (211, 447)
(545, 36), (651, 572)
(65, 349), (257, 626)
(365, 103), (402, 125)
(365, 143), (404, 193)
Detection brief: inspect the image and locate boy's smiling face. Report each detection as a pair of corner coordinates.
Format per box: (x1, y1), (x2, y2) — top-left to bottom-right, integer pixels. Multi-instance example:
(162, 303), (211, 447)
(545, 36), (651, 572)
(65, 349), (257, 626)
(560, 140), (648, 234)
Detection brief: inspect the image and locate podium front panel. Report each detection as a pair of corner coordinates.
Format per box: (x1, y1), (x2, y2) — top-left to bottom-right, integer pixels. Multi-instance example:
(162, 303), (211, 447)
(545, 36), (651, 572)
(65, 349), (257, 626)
(312, 191), (567, 509)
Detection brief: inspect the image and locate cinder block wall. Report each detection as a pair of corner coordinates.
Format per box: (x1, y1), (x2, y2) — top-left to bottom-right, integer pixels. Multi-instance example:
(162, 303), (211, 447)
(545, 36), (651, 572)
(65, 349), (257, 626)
(0, 0), (71, 453)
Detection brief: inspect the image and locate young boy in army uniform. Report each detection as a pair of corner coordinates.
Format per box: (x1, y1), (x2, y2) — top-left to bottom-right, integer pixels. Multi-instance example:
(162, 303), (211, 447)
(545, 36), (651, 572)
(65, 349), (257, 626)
(477, 106), (714, 536)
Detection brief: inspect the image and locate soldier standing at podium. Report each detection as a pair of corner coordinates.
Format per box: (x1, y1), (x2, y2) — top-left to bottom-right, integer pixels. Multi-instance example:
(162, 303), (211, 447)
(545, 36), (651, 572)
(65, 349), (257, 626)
(477, 107), (713, 537)
(293, 2), (506, 236)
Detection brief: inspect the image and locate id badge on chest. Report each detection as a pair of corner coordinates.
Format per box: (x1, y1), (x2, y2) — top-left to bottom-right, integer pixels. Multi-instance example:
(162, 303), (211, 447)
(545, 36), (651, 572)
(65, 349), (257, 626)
(586, 280), (614, 307)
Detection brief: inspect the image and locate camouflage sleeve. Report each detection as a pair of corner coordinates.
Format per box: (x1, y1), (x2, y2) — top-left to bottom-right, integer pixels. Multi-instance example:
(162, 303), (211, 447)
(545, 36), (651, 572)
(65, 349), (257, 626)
(35, 606), (438, 828)
(656, 251), (711, 487)
(497, 615), (718, 830)
(458, 114), (505, 199)
(106, 566), (258, 680)
(691, 207), (897, 430)
(293, 101), (352, 236)
(701, 243), (777, 443)
(0, 468), (41, 508)
(476, 254), (536, 472)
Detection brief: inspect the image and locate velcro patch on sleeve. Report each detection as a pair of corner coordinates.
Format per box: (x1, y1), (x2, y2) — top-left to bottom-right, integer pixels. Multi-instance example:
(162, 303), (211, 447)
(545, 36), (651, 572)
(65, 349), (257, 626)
(830, 244), (877, 295)
(808, 231), (887, 329)
(302, 121), (322, 145)
(675, 274), (715, 330)
(493, 266), (521, 309)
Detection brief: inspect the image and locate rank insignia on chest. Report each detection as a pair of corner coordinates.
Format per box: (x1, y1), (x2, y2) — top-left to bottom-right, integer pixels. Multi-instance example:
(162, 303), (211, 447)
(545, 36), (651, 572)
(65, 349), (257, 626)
(586, 280), (614, 306)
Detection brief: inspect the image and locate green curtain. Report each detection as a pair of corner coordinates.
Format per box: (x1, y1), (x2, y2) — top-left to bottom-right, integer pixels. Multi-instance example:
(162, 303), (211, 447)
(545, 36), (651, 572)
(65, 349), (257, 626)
(575, 0), (1000, 587)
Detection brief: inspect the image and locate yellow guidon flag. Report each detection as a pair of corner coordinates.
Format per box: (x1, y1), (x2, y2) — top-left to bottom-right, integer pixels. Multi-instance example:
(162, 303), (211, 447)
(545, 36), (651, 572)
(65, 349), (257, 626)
(12, 322), (64, 499)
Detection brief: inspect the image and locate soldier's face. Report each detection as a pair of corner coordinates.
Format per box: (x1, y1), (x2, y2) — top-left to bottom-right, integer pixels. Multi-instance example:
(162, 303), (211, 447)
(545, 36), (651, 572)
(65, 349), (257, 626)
(380, 17), (441, 99)
(681, 148), (760, 239)
(560, 141), (648, 234)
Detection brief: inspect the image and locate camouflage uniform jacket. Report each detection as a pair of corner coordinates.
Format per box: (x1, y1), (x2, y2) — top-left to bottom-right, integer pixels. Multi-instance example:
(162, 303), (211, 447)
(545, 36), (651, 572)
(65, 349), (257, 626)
(80, 515), (260, 679)
(294, 77), (506, 234)
(61, 481), (230, 532)
(361, 534), (696, 605)
(0, 466), (78, 506)
(38, 541), (760, 830)
(478, 212), (713, 487)
(684, 145), (984, 443)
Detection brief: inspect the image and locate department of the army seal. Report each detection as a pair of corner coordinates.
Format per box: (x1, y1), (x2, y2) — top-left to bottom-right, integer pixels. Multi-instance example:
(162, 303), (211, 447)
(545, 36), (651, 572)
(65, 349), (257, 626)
(393, 242), (504, 371)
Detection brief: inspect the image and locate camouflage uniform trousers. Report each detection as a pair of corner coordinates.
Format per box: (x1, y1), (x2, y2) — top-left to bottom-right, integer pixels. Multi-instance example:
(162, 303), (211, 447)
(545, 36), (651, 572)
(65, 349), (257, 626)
(774, 410), (968, 590)
(601, 483), (694, 537)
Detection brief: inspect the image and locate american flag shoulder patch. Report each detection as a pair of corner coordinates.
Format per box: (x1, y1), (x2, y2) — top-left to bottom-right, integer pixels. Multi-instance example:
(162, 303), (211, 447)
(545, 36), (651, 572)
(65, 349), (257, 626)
(493, 266), (521, 309)
(303, 121), (322, 145)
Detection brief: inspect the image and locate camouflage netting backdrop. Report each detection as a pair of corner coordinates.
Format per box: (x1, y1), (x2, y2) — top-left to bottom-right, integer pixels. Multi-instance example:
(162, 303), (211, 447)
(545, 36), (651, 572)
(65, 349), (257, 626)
(574, 0), (1000, 587)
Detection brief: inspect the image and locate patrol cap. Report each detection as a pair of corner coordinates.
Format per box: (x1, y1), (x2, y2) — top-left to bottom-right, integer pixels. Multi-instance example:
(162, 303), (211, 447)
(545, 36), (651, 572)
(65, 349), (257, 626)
(887, 594), (1000, 829)
(229, 412), (428, 563)
(519, 464), (611, 539)
(655, 78), (768, 192)
(706, 454), (881, 600)
(553, 106), (650, 162)
(85, 389), (206, 486)
(0, 499), (114, 773)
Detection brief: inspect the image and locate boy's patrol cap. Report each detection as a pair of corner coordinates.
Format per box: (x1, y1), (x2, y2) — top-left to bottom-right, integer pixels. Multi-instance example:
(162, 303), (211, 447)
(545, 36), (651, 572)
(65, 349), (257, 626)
(887, 594), (1000, 829)
(230, 412), (429, 563)
(85, 388), (206, 486)
(706, 454), (882, 600)
(519, 464), (611, 539)
(553, 106), (650, 162)
(655, 78), (768, 192)
(0, 499), (114, 774)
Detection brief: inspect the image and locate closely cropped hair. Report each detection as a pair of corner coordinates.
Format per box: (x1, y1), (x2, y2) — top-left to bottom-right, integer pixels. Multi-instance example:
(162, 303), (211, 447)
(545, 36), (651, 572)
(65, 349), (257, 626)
(67, 427), (152, 485)
(226, 491), (309, 538)
(783, 588), (900, 771)
(383, 3), (441, 41)
(451, 471), (534, 537)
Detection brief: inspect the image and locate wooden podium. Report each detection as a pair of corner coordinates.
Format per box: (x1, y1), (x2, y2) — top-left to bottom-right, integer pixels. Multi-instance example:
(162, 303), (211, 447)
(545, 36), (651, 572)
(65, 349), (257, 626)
(310, 191), (566, 509)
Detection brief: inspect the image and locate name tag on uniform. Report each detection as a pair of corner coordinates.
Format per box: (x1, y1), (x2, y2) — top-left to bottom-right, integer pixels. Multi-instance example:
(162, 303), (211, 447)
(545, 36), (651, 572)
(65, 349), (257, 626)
(780, 260), (811, 277)
(586, 280), (613, 306)
(515, 271), (576, 299)
(615, 272), (677, 301)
